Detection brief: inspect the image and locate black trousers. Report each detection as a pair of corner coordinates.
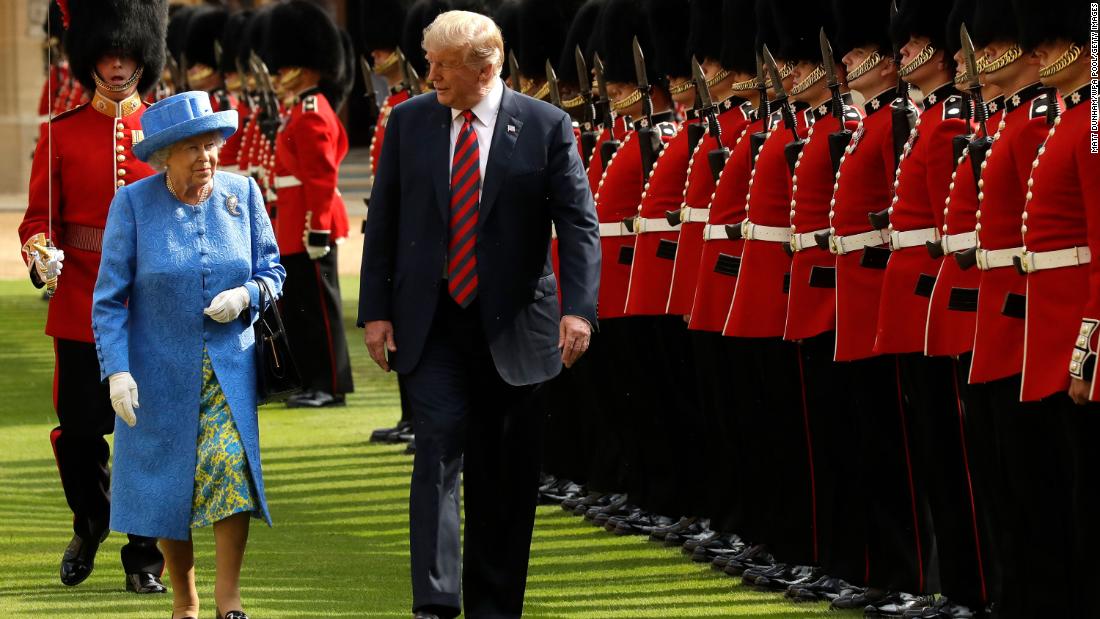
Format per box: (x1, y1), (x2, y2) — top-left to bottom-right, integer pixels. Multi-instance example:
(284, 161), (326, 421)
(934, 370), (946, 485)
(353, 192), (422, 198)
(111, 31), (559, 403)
(691, 330), (742, 530)
(1062, 395), (1100, 618)
(984, 376), (1074, 618)
(53, 339), (163, 574)
(539, 351), (597, 486)
(280, 249), (354, 396)
(800, 332), (866, 581)
(403, 294), (544, 619)
(584, 317), (634, 494)
(716, 336), (764, 536)
(850, 353), (931, 592)
(897, 353), (984, 601)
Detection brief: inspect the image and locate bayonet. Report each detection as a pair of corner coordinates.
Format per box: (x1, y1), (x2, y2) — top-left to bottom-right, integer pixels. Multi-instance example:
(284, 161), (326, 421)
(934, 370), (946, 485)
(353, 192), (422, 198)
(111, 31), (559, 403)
(820, 28), (853, 174)
(890, 0), (916, 169)
(763, 44), (805, 175)
(180, 52), (191, 90)
(692, 57), (729, 182)
(574, 47), (598, 168)
(632, 36), (654, 128)
(593, 53), (613, 129)
(360, 55), (380, 128)
(960, 24), (990, 138)
(214, 41), (223, 72)
(546, 60), (562, 109)
(165, 54), (181, 93)
(747, 51), (771, 166)
(394, 47), (414, 94)
(508, 49), (522, 92)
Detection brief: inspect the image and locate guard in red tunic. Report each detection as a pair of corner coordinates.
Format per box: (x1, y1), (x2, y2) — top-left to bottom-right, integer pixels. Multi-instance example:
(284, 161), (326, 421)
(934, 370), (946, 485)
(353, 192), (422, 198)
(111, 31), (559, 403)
(18, 0), (166, 593)
(38, 2), (89, 122)
(721, 0), (817, 581)
(213, 9), (252, 175)
(266, 1), (355, 408)
(1014, 1), (1095, 615)
(364, 0), (412, 178)
(183, 7), (240, 152)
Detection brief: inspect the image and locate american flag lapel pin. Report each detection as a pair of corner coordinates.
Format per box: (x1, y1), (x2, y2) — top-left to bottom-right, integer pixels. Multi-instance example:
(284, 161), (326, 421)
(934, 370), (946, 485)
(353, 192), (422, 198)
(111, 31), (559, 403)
(507, 124), (517, 135)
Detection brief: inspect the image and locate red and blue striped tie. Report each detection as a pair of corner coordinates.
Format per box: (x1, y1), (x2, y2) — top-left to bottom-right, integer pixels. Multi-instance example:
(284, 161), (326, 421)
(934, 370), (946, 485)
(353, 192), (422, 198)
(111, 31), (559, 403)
(448, 109), (480, 307)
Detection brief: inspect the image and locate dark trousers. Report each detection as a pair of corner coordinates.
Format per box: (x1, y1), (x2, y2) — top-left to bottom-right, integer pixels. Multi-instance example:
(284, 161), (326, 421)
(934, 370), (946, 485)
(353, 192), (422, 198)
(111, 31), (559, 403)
(1062, 396), (1100, 618)
(897, 353), (984, 601)
(851, 354), (931, 592)
(53, 339), (163, 574)
(691, 330), (742, 531)
(281, 249), (354, 396)
(403, 294), (545, 619)
(800, 332), (865, 581)
(540, 352), (598, 486)
(716, 336), (764, 535)
(584, 317), (634, 494)
(983, 376), (1074, 618)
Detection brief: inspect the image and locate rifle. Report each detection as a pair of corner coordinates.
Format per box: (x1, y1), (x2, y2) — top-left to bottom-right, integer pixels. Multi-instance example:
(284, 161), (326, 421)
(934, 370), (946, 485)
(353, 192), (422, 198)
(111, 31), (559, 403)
(961, 24), (994, 179)
(359, 55), (381, 129)
(692, 57), (729, 181)
(762, 44), (805, 175)
(507, 50), (522, 93)
(632, 37), (660, 182)
(249, 51), (282, 145)
(820, 28), (852, 175)
(748, 52), (772, 166)
(594, 54), (620, 169)
(546, 60), (563, 109)
(575, 46), (599, 167)
(889, 0), (917, 170)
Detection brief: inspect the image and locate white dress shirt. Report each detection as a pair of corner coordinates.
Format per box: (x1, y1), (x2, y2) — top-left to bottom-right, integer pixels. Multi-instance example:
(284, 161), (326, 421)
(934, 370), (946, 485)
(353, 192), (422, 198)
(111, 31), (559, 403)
(448, 78), (504, 184)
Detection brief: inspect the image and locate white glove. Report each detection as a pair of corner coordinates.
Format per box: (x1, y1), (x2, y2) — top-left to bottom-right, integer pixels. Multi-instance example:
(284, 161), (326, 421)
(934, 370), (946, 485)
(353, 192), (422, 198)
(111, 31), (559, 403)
(204, 286), (250, 323)
(23, 234), (64, 288)
(108, 372), (139, 427)
(306, 243), (331, 260)
(302, 211), (331, 260)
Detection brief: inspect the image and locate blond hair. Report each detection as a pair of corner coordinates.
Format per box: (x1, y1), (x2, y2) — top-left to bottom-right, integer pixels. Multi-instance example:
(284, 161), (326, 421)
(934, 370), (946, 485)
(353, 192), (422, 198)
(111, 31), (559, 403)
(422, 10), (503, 76)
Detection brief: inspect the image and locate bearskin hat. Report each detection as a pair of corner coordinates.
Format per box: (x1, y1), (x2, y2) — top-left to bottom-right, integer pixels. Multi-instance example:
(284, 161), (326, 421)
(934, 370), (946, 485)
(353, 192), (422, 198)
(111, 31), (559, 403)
(720, 0), (756, 74)
(515, 0), (575, 78)
(65, 0), (167, 95)
(776, 0), (835, 63)
(184, 6), (228, 71)
(832, 0), (893, 56)
(402, 0), (449, 77)
(325, 29), (356, 111)
(44, 1), (65, 44)
(238, 7), (272, 70)
(166, 5), (194, 64)
(645, 0), (691, 79)
(1011, 0), (1089, 49)
(890, 0), (955, 52)
(945, 0), (977, 53)
(597, 0), (658, 85)
(688, 0), (724, 63)
(556, 0), (606, 87)
(361, 0), (407, 52)
(264, 2), (345, 96)
(219, 10), (251, 75)
(971, 0), (1019, 48)
(755, 0), (780, 57)
(495, 0), (521, 80)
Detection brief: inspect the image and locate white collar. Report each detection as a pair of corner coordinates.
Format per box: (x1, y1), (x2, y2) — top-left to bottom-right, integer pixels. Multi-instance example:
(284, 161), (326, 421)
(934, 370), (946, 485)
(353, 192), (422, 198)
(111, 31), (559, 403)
(450, 77), (504, 125)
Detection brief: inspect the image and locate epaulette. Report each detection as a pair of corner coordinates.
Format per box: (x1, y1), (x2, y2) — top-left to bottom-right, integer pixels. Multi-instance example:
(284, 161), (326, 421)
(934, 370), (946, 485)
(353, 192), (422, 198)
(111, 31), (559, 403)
(943, 95), (965, 120)
(51, 102), (88, 124)
(1031, 92), (1054, 120)
(302, 95), (318, 113)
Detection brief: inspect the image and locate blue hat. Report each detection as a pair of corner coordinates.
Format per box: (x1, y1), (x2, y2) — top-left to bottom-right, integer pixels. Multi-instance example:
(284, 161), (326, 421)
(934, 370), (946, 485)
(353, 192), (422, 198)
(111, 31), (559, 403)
(133, 91), (238, 162)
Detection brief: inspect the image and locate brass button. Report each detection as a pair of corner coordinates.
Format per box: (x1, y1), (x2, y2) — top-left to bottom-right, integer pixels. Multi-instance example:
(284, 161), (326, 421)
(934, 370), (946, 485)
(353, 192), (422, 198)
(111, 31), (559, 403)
(116, 154), (126, 162)
(116, 122), (125, 131)
(116, 179), (126, 187)
(117, 169), (126, 177)
(115, 145), (125, 153)
(115, 132), (125, 139)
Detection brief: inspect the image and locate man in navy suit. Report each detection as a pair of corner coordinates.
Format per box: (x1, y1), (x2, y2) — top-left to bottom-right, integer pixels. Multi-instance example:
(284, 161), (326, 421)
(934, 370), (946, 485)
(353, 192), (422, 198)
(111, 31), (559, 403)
(358, 10), (600, 619)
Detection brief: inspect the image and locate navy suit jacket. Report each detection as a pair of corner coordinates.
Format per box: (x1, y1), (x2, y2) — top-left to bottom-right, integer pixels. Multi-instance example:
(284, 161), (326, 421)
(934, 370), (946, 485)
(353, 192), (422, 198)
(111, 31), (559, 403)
(358, 84), (601, 386)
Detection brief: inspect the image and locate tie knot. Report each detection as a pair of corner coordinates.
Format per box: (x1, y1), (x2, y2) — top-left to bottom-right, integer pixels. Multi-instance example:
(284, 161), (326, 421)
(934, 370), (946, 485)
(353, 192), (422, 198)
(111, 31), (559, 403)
(461, 109), (475, 124)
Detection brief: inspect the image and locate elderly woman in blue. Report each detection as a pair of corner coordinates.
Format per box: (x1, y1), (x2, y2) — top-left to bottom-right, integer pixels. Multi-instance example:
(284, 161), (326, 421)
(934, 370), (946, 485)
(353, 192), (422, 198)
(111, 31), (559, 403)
(92, 91), (284, 619)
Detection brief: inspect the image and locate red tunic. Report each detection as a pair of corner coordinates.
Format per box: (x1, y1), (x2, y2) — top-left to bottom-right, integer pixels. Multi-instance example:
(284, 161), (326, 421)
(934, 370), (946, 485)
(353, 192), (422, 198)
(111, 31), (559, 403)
(724, 103), (810, 338)
(18, 92), (154, 343)
(593, 131), (644, 320)
(1021, 85), (1097, 401)
(215, 90), (245, 171)
(369, 89), (412, 175)
(688, 113), (764, 332)
(832, 90), (904, 360)
(874, 85), (967, 354)
(785, 99), (862, 341)
(668, 98), (754, 316)
(623, 116), (687, 316)
(924, 97), (1002, 357)
(969, 86), (1056, 383)
(273, 90), (349, 255)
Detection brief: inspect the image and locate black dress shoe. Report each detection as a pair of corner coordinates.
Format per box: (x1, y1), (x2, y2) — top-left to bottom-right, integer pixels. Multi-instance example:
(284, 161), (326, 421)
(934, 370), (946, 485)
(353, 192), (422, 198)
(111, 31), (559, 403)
(286, 390), (346, 408)
(753, 565), (820, 591)
(786, 575), (850, 602)
(60, 531), (107, 586)
(217, 611), (249, 619)
(581, 493), (627, 519)
(125, 571), (167, 594)
(370, 420), (413, 443)
(540, 480), (584, 504)
(613, 513), (676, 536)
(832, 587), (893, 611)
(404, 437), (416, 455)
(723, 544), (774, 576)
(649, 516), (703, 542)
(866, 593), (936, 617)
(413, 613), (440, 619)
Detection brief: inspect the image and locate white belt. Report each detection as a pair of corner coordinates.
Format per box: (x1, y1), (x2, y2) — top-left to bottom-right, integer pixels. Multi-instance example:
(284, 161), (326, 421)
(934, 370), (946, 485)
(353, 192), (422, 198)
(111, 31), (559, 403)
(890, 227), (940, 250)
(552, 222), (633, 239)
(1018, 246), (1092, 273)
(790, 227), (830, 253)
(940, 231), (977, 254)
(975, 246), (1024, 271)
(274, 175), (302, 189)
(681, 206), (711, 223)
(742, 221), (791, 243)
(830, 229), (890, 255)
(703, 223), (732, 241)
(635, 217), (680, 234)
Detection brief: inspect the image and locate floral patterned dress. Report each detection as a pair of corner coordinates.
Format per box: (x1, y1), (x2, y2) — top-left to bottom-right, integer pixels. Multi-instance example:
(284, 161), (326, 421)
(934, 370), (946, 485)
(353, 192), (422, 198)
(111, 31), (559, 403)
(190, 350), (259, 528)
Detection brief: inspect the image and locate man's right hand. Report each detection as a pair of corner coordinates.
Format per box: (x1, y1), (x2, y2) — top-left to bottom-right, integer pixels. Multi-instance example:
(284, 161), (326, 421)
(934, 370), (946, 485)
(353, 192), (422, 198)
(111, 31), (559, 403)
(364, 320), (397, 372)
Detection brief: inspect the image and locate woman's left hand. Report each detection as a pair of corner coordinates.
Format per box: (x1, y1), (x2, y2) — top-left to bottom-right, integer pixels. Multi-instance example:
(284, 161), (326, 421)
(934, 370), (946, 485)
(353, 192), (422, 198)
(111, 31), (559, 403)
(204, 286), (250, 323)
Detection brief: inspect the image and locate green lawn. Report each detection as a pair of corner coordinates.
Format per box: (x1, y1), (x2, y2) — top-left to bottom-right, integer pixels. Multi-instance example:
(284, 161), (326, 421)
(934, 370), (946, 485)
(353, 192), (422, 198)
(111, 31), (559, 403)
(0, 277), (854, 618)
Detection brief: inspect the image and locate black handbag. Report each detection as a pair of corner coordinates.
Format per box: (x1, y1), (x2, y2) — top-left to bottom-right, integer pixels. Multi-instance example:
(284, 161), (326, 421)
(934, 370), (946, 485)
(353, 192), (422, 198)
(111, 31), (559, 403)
(253, 278), (303, 405)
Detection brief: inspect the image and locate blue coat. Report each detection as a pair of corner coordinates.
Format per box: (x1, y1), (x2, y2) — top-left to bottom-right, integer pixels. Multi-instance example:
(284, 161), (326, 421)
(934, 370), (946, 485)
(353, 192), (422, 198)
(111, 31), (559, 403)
(92, 170), (285, 541)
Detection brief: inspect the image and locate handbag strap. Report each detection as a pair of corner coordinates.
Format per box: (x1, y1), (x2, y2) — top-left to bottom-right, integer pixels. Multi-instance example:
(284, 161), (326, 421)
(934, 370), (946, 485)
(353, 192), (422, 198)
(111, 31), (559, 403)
(254, 278), (289, 337)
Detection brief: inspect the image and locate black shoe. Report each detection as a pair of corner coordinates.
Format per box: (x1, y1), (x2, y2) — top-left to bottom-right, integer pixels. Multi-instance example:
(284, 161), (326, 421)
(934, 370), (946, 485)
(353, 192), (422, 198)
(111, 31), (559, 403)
(60, 531), (107, 586)
(125, 571), (167, 594)
(649, 516), (703, 543)
(866, 594), (936, 618)
(286, 390), (346, 408)
(614, 513), (677, 536)
(541, 480), (584, 504)
(754, 565), (820, 591)
(370, 420), (413, 443)
(413, 614), (440, 619)
(583, 494), (629, 520)
(217, 611), (249, 619)
(832, 587), (893, 611)
(723, 544), (774, 576)
(903, 596), (979, 619)
(786, 575), (850, 602)
(404, 437), (416, 455)
(742, 563), (787, 586)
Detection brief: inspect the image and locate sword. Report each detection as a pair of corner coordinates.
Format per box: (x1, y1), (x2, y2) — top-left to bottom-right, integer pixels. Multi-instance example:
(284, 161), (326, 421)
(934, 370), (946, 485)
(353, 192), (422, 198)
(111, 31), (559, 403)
(575, 46), (598, 167)
(762, 44), (804, 174)
(692, 56), (729, 181)
(546, 59), (562, 109)
(890, 0), (916, 169)
(633, 37), (660, 182)
(820, 28), (852, 174)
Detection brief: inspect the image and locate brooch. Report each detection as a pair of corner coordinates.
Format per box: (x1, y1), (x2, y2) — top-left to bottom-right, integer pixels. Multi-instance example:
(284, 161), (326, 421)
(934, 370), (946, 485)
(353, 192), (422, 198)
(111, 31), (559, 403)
(226, 195), (241, 216)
